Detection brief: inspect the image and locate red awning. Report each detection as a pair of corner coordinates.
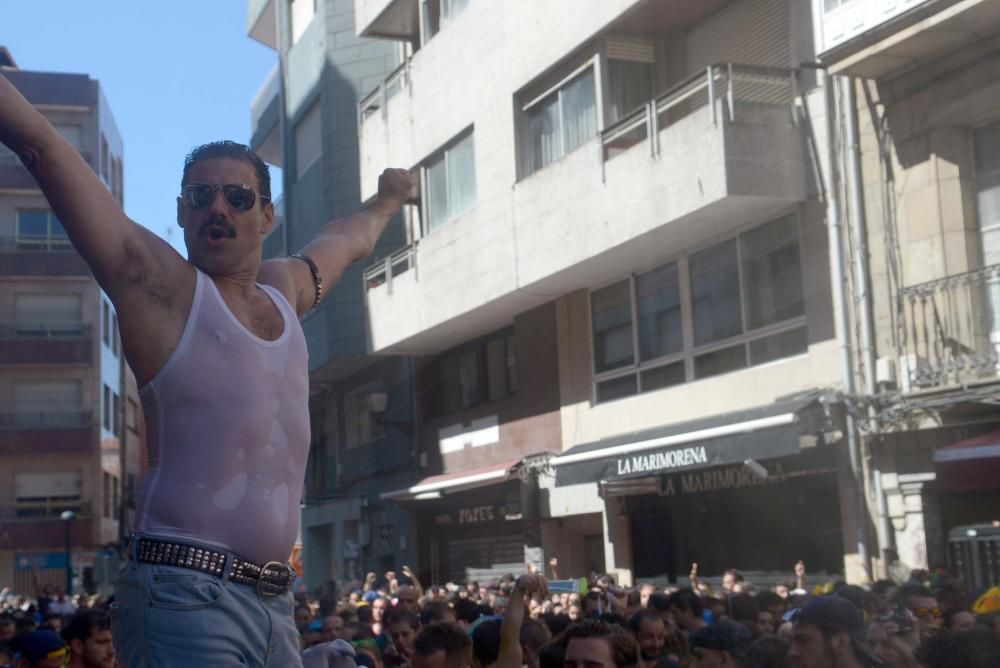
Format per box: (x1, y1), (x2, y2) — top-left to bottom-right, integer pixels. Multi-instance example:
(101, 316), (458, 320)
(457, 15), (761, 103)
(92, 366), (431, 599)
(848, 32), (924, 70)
(934, 430), (1000, 493)
(380, 458), (523, 501)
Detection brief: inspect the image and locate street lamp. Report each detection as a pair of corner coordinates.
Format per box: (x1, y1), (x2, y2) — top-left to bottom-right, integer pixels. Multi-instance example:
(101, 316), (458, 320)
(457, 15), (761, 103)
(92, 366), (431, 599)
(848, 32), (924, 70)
(60, 510), (75, 596)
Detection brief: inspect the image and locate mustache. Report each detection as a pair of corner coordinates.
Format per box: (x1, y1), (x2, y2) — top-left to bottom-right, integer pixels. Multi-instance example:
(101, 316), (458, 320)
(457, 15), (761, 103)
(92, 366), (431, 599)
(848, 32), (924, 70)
(198, 216), (237, 238)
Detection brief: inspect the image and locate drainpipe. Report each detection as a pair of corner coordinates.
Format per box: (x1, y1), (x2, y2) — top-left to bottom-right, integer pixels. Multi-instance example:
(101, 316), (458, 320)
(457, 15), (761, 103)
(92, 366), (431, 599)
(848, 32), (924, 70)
(818, 68), (871, 582)
(844, 77), (893, 575)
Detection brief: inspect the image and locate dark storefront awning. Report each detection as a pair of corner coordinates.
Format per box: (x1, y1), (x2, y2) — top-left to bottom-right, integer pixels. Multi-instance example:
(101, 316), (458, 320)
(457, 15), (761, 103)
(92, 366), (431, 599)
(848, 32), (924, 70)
(552, 396), (825, 487)
(934, 430), (1000, 493)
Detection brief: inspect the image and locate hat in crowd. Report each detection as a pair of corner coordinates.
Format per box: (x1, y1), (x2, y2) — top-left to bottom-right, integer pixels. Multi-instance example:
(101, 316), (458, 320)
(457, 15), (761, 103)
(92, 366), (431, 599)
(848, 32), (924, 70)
(793, 596), (884, 664)
(307, 619), (324, 632)
(301, 639), (357, 668)
(690, 620), (753, 658)
(13, 630), (68, 662)
(363, 591), (379, 603)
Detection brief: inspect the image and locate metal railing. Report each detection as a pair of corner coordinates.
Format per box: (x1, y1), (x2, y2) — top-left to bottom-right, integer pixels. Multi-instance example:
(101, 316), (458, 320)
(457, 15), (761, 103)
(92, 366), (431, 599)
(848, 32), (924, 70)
(0, 236), (74, 252)
(898, 263), (1000, 389)
(600, 62), (798, 166)
(0, 411), (91, 429)
(0, 323), (90, 339)
(0, 499), (90, 520)
(364, 243), (418, 294)
(358, 57), (411, 122)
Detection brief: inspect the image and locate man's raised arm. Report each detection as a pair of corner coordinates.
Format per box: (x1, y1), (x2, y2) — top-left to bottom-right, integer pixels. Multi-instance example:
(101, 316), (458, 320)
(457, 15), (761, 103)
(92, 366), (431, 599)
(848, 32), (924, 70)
(260, 168), (416, 316)
(0, 73), (183, 299)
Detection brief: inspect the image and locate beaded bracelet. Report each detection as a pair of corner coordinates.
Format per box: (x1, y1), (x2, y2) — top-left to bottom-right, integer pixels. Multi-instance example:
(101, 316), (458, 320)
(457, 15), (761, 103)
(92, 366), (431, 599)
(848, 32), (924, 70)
(290, 253), (323, 309)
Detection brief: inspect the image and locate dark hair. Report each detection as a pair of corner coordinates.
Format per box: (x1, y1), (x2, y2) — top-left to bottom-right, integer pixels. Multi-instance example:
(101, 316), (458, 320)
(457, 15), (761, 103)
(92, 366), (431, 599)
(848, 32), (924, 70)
(668, 588), (704, 616)
(61, 610), (110, 644)
(725, 569), (745, 583)
(648, 591), (672, 613)
(916, 628), (1000, 668)
(897, 585), (935, 609)
(746, 634), (791, 668)
(943, 608), (974, 630)
(630, 608), (665, 635)
(541, 612), (571, 638)
(562, 619), (639, 667)
(420, 600), (452, 626)
(520, 620), (550, 652)
(386, 610), (420, 631)
(728, 593), (759, 623)
(538, 641), (566, 668)
(453, 598), (481, 624)
(471, 619), (502, 666)
(414, 621), (472, 661)
(181, 140), (271, 203)
(757, 591), (785, 613)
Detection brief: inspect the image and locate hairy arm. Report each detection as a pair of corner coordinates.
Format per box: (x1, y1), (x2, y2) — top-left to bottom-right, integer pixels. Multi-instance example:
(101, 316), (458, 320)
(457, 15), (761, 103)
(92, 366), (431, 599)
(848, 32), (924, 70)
(0, 73), (185, 301)
(497, 574), (548, 668)
(259, 168), (415, 316)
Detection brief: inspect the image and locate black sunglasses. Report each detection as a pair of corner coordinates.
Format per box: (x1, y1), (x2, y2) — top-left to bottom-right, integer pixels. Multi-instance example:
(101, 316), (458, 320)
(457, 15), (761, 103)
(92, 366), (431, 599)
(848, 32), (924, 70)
(181, 183), (270, 212)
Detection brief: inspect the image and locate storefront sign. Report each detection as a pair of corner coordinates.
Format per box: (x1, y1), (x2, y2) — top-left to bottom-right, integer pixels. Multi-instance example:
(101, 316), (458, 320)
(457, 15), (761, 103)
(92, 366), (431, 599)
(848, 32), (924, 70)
(458, 505), (497, 524)
(660, 462), (837, 495)
(617, 445), (708, 476)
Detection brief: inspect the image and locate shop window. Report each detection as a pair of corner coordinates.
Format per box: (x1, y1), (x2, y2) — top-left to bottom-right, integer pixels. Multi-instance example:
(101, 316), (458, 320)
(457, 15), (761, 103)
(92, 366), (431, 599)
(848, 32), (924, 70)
(590, 213), (807, 402)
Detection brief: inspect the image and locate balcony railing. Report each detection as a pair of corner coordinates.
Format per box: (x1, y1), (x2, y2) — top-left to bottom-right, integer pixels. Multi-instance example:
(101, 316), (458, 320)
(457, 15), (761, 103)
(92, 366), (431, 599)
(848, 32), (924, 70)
(364, 243), (417, 294)
(601, 63), (798, 168)
(899, 263), (1000, 390)
(0, 411), (91, 429)
(0, 323), (90, 339)
(0, 499), (90, 520)
(358, 57), (411, 122)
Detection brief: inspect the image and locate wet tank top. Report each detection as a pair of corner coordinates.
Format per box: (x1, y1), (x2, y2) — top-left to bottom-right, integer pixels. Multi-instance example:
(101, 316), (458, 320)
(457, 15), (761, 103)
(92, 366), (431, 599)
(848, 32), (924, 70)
(134, 269), (310, 564)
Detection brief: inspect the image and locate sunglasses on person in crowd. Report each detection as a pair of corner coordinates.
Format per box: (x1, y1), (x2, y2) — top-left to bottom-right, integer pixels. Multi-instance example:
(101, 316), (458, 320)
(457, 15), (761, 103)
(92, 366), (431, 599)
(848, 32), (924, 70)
(913, 606), (943, 619)
(181, 183), (270, 212)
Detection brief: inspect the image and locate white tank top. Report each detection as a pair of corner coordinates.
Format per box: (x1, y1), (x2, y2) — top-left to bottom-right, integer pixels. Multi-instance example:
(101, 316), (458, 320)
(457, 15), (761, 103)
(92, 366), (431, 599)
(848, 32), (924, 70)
(134, 269), (311, 564)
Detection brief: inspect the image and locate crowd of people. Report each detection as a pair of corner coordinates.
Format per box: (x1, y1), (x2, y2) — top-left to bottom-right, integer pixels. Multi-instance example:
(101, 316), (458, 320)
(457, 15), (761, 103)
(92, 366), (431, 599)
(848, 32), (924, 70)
(2, 561), (999, 667)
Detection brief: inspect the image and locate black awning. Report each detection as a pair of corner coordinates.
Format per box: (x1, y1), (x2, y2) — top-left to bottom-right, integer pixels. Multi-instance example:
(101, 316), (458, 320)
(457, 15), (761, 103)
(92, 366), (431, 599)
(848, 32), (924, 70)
(552, 395), (823, 487)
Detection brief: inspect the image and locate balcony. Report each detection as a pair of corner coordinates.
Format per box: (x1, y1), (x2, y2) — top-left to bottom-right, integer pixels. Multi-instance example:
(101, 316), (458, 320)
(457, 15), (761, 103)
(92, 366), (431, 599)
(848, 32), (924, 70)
(818, 0), (1000, 79)
(898, 263), (1000, 391)
(0, 238), (92, 277)
(247, 0), (277, 49)
(356, 0), (419, 40)
(0, 323), (92, 365)
(0, 503), (94, 551)
(364, 64), (808, 354)
(250, 62), (282, 167)
(0, 412), (94, 455)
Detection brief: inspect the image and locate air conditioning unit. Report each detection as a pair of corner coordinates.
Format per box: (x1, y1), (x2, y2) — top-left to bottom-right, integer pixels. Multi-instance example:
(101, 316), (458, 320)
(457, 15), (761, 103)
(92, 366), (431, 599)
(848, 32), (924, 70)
(876, 357), (897, 389)
(898, 354), (933, 393)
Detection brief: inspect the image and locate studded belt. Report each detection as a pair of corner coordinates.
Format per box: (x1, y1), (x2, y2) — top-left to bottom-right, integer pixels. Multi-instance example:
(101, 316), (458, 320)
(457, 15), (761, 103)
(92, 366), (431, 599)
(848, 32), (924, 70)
(130, 536), (295, 597)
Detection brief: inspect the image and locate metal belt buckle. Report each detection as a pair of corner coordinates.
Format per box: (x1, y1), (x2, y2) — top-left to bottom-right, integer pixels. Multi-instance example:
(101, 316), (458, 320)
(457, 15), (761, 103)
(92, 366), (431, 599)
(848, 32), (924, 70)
(256, 561), (291, 598)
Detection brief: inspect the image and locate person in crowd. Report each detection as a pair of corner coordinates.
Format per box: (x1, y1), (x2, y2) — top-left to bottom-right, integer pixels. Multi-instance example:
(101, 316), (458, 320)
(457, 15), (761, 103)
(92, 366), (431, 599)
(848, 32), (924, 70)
(690, 619), (753, 668)
(411, 622), (473, 668)
(630, 608), (680, 668)
(60, 610), (115, 668)
(453, 598), (481, 631)
(471, 619), (502, 668)
(915, 628), (1000, 668)
(864, 619), (918, 667)
(942, 607), (977, 633)
(670, 588), (708, 635)
(397, 587), (422, 616)
(420, 601), (455, 627)
(10, 629), (70, 668)
(322, 614), (345, 643)
(895, 585), (942, 640)
(371, 596), (389, 636)
(562, 618), (639, 668)
(640, 584), (657, 609)
(520, 620), (551, 668)
(723, 571), (746, 595)
(386, 610), (421, 667)
(746, 635), (790, 668)
(787, 596), (883, 668)
(1, 617), (17, 643)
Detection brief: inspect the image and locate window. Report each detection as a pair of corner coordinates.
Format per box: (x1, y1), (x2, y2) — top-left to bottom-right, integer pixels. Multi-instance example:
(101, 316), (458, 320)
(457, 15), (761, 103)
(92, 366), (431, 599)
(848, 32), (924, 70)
(101, 134), (110, 183)
(54, 124), (82, 151)
(421, 0), (470, 43)
(15, 210), (70, 250)
(103, 384), (112, 430)
(14, 294), (83, 336)
(291, 0), (316, 43)
(295, 102), (322, 179)
(113, 475), (120, 520)
(344, 387), (383, 448)
(113, 392), (121, 438)
(975, 122), (1000, 267)
(522, 67), (597, 177)
(424, 130), (477, 232)
(112, 313), (119, 356)
(421, 331), (517, 419)
(14, 381), (82, 425)
(127, 398), (140, 433)
(103, 472), (111, 518)
(14, 471), (82, 518)
(605, 58), (653, 126)
(590, 214), (808, 402)
(823, 0), (857, 11)
(102, 302), (110, 346)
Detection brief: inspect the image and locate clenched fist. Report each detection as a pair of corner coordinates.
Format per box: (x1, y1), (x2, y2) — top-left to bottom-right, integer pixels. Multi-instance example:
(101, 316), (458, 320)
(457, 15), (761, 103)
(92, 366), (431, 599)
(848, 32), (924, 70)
(377, 168), (417, 206)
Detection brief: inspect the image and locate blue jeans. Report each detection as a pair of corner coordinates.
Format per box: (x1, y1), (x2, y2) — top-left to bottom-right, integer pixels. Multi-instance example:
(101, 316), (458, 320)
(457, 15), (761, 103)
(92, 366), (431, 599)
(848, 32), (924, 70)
(110, 556), (301, 667)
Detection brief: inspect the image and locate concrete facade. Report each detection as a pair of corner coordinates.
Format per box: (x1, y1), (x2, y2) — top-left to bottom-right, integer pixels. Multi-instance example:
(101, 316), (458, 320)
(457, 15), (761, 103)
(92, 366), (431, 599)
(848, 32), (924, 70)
(0, 57), (142, 595)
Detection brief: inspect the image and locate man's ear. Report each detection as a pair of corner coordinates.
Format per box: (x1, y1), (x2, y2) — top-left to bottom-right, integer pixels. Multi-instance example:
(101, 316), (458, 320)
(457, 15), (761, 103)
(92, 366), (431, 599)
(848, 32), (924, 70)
(176, 197), (184, 227)
(71, 637), (85, 655)
(261, 200), (275, 235)
(831, 631), (851, 654)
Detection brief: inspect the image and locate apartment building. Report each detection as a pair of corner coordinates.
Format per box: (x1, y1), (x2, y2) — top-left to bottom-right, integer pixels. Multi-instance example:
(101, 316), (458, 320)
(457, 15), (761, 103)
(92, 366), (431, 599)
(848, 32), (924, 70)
(247, 0), (419, 587)
(352, 0), (882, 585)
(815, 0), (1000, 588)
(0, 49), (143, 594)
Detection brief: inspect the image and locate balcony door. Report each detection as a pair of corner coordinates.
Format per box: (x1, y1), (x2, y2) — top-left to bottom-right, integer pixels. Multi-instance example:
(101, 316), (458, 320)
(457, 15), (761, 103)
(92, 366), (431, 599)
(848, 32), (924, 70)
(974, 122), (1000, 361)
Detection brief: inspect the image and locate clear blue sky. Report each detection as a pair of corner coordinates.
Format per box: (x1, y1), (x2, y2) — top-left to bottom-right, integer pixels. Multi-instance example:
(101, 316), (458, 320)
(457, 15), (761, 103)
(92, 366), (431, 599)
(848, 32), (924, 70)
(3, 0), (282, 255)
